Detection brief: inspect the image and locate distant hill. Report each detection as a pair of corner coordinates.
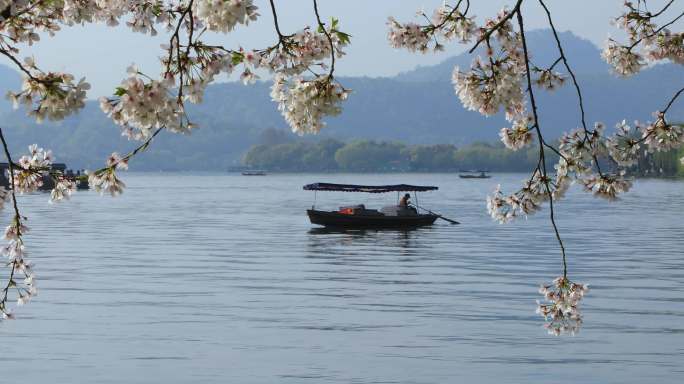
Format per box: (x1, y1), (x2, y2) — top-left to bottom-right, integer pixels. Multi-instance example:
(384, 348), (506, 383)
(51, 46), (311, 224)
(0, 29), (682, 170)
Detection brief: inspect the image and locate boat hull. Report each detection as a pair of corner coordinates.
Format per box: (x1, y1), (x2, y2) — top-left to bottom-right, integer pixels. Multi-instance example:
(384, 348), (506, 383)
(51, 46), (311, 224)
(307, 209), (438, 229)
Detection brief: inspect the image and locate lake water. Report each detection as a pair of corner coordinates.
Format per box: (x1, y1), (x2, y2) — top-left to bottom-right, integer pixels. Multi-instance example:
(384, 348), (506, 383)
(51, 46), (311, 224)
(1, 173), (683, 384)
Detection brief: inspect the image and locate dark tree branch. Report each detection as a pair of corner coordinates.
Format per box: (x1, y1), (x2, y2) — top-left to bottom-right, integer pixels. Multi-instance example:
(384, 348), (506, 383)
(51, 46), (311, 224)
(269, 0), (285, 39)
(662, 85), (684, 114)
(516, 9), (568, 277)
(0, 127), (24, 313)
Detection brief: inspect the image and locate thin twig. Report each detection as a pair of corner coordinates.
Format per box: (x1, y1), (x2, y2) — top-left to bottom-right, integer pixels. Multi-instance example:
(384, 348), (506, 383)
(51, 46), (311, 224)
(538, 0), (603, 176)
(312, 0), (336, 77)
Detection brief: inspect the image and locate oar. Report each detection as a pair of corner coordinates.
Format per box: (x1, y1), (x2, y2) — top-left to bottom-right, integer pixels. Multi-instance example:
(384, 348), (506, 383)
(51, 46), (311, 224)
(414, 204), (460, 225)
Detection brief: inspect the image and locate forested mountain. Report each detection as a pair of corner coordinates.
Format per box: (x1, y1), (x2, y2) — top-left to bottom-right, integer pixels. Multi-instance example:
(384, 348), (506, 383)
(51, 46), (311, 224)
(0, 30), (682, 170)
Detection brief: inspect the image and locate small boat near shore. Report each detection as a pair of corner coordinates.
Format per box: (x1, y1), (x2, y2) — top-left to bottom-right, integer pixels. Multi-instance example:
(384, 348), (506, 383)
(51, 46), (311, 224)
(241, 170), (267, 176)
(303, 183), (454, 229)
(459, 170), (491, 179)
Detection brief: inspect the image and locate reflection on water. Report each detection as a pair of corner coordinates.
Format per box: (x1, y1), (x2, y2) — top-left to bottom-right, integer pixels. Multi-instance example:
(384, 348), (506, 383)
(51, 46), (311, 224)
(0, 173), (682, 384)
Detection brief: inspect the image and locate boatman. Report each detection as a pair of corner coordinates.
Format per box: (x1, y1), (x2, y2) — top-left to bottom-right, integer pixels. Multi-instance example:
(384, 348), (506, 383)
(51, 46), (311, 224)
(399, 193), (411, 208)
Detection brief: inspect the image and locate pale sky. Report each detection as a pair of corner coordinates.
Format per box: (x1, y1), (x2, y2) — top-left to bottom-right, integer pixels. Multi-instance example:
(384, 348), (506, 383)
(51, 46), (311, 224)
(2, 0), (665, 96)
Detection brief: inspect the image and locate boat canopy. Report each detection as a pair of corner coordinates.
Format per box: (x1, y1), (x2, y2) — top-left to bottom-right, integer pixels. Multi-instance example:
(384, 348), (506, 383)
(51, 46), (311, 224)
(303, 183), (438, 193)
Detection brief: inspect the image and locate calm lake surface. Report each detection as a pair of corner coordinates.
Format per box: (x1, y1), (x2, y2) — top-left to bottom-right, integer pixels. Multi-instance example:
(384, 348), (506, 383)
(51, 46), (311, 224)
(2, 173), (683, 383)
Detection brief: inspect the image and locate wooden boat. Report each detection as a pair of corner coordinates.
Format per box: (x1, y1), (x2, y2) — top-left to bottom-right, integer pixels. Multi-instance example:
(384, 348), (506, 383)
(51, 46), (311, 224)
(241, 170), (267, 176)
(303, 183), (440, 229)
(458, 170), (491, 179)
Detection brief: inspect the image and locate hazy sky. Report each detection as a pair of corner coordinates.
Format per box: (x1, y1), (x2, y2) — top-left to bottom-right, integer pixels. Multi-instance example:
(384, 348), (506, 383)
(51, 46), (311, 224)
(2, 0), (667, 96)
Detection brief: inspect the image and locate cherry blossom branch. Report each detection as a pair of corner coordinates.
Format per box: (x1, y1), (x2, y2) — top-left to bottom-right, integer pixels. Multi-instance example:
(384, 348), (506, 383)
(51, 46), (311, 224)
(92, 127), (164, 176)
(0, 127), (25, 317)
(662, 85), (684, 113)
(427, 0), (467, 31)
(633, 85), (684, 145)
(468, 0), (523, 54)
(516, 8), (568, 277)
(626, 9), (684, 50)
(0, 47), (39, 81)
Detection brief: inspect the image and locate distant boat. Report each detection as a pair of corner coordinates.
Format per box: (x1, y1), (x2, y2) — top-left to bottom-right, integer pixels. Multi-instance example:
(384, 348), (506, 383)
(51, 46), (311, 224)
(303, 183), (457, 229)
(241, 170), (267, 176)
(459, 170), (491, 179)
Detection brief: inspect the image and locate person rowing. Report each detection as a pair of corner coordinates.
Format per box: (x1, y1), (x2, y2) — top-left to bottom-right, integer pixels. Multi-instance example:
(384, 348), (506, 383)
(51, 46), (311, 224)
(399, 193), (418, 214)
(399, 193), (411, 208)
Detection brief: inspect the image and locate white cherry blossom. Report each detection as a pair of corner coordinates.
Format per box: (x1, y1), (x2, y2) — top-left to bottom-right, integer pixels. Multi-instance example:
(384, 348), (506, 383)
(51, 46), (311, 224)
(193, 0), (259, 34)
(602, 41), (645, 76)
(270, 74), (349, 135)
(500, 118), (534, 150)
(537, 276), (588, 336)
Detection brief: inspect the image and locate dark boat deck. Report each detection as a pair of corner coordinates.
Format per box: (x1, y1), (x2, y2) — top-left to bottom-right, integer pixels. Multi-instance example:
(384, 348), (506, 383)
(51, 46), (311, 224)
(307, 209), (438, 229)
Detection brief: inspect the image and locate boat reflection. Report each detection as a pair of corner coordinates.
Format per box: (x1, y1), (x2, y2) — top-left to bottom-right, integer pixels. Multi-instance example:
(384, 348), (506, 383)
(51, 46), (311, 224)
(306, 226), (437, 259)
(308, 226), (424, 235)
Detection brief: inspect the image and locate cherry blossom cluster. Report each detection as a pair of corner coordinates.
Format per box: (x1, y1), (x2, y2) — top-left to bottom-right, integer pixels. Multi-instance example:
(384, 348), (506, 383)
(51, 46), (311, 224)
(12, 144), (53, 194)
(8, 144), (78, 203)
(87, 152), (129, 196)
(602, 41), (645, 76)
(452, 13), (527, 122)
(533, 67), (566, 90)
(231, 15), (351, 134)
(270, 74), (349, 135)
(1, 1), (179, 124)
(100, 67), (190, 140)
(1, 1), (174, 41)
(536, 276), (588, 336)
(639, 111), (684, 152)
(387, 3), (476, 53)
(603, 1), (684, 76)
(389, 5), (532, 124)
(499, 117), (534, 151)
(452, 54), (526, 120)
(606, 120), (641, 167)
(5, 59), (90, 123)
(387, 19), (431, 53)
(486, 171), (550, 223)
(50, 178), (77, 203)
(215, 22), (350, 90)
(581, 172), (633, 201)
(244, 26), (349, 76)
(193, 0), (259, 34)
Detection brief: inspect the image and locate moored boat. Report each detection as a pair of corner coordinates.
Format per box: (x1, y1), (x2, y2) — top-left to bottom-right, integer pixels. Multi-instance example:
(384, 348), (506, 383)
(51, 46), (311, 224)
(458, 170), (491, 179)
(241, 170), (267, 176)
(303, 183), (446, 229)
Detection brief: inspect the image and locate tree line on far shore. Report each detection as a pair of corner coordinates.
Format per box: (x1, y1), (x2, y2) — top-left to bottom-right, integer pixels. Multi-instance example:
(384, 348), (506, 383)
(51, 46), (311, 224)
(242, 138), (684, 175)
(243, 139), (541, 172)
